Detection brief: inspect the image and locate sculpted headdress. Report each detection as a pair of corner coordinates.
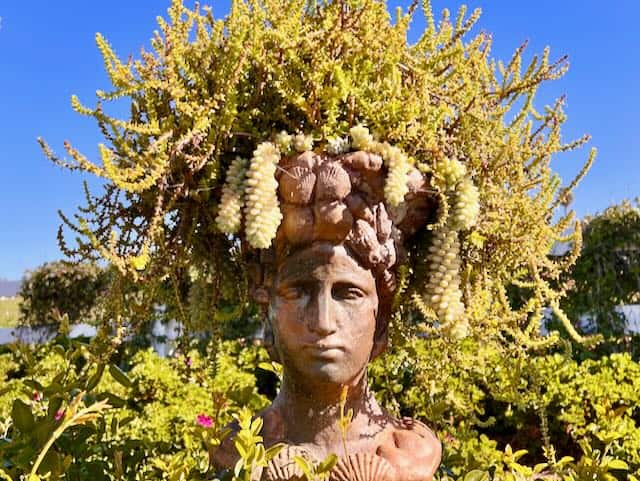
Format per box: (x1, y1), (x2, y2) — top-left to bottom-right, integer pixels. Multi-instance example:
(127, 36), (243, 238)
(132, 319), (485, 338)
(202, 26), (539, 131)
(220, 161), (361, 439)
(215, 126), (479, 339)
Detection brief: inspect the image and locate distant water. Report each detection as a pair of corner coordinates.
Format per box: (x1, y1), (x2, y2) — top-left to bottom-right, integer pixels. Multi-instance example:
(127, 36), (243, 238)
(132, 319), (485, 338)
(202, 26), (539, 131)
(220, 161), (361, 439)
(0, 319), (183, 357)
(0, 280), (20, 297)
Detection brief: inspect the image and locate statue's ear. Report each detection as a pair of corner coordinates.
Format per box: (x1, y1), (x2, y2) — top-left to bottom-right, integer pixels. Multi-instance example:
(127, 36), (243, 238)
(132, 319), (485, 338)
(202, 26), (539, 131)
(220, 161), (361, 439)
(370, 306), (389, 360)
(263, 311), (281, 363)
(371, 326), (388, 360)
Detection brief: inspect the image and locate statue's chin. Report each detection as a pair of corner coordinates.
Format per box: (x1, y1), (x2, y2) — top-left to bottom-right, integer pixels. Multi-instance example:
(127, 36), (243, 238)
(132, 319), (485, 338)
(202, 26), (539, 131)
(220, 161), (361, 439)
(287, 357), (366, 387)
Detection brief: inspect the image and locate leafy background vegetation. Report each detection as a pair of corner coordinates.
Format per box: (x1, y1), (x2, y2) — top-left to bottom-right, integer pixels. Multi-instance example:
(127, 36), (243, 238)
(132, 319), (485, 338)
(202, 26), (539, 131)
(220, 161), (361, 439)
(1, 333), (638, 480)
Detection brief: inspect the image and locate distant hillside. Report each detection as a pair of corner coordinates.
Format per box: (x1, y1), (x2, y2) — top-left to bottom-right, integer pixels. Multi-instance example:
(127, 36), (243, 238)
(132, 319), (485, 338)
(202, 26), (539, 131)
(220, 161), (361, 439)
(0, 279), (21, 297)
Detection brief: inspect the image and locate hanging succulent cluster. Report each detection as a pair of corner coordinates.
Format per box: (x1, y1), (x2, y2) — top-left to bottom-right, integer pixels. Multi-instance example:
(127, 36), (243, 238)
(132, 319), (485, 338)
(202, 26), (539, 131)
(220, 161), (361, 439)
(424, 228), (466, 336)
(450, 179), (480, 231)
(244, 142), (283, 249)
(372, 142), (412, 207)
(415, 155), (480, 333)
(215, 156), (248, 234)
(40, 0), (594, 346)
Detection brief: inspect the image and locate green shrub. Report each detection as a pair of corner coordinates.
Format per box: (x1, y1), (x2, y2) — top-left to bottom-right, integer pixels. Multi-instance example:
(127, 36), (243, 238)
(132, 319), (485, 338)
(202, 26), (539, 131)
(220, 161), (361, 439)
(369, 338), (640, 478)
(0, 336), (270, 480)
(1, 336), (638, 480)
(18, 262), (110, 327)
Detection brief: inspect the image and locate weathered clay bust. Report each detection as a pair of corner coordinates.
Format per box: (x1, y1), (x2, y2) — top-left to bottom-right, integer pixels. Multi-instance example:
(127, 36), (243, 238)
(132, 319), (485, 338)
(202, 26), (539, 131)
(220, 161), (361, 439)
(214, 150), (441, 481)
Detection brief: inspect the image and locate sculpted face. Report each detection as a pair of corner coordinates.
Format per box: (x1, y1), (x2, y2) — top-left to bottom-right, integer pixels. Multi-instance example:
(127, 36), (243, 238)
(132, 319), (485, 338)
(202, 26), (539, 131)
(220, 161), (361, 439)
(270, 242), (378, 386)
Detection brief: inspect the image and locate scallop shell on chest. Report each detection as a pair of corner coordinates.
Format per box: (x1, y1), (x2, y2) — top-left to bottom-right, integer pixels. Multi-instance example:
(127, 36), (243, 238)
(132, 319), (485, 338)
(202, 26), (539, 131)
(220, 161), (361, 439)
(263, 445), (312, 481)
(329, 452), (396, 481)
(263, 448), (396, 481)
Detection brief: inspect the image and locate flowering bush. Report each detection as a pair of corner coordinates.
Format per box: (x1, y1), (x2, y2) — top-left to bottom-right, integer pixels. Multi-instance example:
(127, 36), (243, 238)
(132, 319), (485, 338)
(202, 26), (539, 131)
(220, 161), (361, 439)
(0, 336), (269, 480)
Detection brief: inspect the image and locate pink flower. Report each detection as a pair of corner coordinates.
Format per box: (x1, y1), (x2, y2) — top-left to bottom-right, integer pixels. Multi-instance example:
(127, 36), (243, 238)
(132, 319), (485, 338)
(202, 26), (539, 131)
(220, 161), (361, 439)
(54, 409), (65, 421)
(185, 357), (192, 367)
(33, 391), (42, 402)
(196, 413), (213, 428)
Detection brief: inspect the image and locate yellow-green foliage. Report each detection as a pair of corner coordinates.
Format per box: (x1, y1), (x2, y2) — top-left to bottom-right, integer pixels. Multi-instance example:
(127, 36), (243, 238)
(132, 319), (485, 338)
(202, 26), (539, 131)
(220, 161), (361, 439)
(369, 339), (640, 478)
(3, 338), (636, 480)
(0, 339), (273, 480)
(40, 0), (593, 345)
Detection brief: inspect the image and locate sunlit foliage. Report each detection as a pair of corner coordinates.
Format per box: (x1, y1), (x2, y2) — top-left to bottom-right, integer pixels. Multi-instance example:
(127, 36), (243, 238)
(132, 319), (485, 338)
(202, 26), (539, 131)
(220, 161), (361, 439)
(40, 0), (593, 346)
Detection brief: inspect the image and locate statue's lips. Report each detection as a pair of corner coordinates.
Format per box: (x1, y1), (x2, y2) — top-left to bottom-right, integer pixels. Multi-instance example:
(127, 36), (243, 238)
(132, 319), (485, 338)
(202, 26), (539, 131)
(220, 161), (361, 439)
(302, 342), (345, 358)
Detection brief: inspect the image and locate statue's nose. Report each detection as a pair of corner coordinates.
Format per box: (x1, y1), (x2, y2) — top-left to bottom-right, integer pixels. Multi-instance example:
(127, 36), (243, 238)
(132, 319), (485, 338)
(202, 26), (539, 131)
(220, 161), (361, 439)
(307, 287), (337, 336)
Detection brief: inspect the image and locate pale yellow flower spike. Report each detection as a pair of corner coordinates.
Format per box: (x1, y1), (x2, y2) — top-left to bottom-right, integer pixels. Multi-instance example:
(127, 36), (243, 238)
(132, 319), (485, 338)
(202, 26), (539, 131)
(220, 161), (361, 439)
(381, 144), (411, 207)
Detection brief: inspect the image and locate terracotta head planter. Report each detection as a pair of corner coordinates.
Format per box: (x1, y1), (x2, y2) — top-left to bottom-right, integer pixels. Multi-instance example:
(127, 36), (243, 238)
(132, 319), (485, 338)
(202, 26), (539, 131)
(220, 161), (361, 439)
(213, 147), (442, 481)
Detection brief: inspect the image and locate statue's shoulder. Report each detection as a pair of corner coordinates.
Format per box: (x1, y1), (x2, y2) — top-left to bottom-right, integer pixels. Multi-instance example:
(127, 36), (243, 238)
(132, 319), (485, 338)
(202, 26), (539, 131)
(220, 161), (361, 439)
(374, 417), (442, 481)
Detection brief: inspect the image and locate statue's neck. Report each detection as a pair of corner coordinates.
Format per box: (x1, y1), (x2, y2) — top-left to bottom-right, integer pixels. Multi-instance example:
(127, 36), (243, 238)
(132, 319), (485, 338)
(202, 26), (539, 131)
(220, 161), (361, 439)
(271, 371), (386, 457)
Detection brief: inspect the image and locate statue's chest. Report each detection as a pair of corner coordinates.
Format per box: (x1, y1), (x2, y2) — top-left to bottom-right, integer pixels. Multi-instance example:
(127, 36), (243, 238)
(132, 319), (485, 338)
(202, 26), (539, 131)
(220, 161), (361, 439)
(262, 445), (396, 481)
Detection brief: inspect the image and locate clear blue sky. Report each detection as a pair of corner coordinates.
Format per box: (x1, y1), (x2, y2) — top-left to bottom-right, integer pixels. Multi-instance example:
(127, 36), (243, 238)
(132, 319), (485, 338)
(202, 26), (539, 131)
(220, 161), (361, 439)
(0, 1), (638, 280)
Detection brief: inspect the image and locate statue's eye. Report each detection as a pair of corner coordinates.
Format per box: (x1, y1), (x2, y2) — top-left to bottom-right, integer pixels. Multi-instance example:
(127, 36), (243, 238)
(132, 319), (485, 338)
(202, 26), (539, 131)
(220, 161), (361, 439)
(333, 284), (365, 300)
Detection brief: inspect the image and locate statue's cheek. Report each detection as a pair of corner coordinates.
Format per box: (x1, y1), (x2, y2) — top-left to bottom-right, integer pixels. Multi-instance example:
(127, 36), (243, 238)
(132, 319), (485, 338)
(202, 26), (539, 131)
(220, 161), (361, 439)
(272, 304), (313, 341)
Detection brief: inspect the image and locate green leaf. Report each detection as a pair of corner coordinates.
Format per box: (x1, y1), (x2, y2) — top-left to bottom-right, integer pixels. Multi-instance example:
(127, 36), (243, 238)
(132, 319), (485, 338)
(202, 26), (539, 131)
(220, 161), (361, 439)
(293, 456), (313, 480)
(235, 439), (248, 459)
(99, 392), (126, 408)
(233, 458), (243, 478)
(39, 449), (62, 478)
(512, 449), (528, 461)
(317, 453), (338, 473)
(265, 443), (285, 461)
(23, 379), (45, 392)
(47, 396), (63, 419)
(250, 417), (263, 437)
(52, 345), (66, 358)
(558, 456), (575, 466)
(533, 463), (548, 473)
(11, 399), (35, 432)
(246, 445), (256, 464)
(108, 364), (132, 388)
(43, 382), (63, 396)
(85, 364), (105, 391)
(254, 444), (266, 464)
(463, 470), (490, 481)
(0, 467), (14, 481)
(257, 361), (282, 376)
(607, 459), (629, 470)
